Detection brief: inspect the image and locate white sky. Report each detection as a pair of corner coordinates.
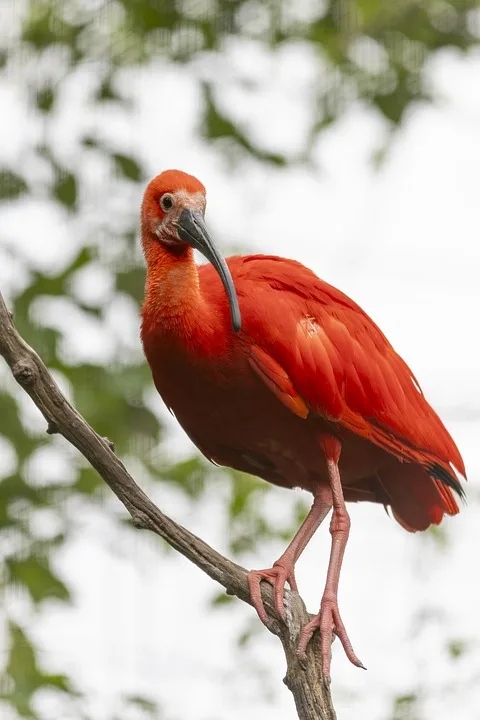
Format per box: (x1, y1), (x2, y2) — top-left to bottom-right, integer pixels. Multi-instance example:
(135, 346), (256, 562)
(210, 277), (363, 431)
(0, 36), (480, 720)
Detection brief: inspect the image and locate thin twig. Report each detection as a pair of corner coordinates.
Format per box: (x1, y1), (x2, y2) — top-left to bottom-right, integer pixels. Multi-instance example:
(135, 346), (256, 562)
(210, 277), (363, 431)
(0, 289), (336, 720)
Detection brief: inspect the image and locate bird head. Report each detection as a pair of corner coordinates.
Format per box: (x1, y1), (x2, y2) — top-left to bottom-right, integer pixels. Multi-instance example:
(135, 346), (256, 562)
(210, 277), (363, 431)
(141, 169), (241, 332)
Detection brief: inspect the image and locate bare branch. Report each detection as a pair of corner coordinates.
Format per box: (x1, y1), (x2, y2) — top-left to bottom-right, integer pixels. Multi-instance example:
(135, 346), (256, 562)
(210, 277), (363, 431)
(0, 290), (336, 720)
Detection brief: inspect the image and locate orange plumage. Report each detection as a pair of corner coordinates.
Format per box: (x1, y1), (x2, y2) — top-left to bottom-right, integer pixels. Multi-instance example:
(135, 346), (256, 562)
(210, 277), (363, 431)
(140, 169), (466, 679)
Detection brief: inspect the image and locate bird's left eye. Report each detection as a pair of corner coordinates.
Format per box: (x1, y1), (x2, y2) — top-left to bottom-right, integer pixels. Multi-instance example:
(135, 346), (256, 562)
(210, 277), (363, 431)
(160, 194), (174, 211)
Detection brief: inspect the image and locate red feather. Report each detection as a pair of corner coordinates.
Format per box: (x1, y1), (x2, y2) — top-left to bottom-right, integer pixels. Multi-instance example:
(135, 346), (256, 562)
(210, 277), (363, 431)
(195, 254), (465, 529)
(142, 250), (465, 532)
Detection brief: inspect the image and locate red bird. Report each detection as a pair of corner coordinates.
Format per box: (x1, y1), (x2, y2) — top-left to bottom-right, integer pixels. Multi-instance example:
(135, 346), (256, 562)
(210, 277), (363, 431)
(140, 169), (466, 680)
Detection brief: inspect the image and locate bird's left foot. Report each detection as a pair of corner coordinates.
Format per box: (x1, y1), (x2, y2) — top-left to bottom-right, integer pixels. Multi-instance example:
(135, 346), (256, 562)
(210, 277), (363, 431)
(297, 593), (366, 683)
(247, 562), (298, 626)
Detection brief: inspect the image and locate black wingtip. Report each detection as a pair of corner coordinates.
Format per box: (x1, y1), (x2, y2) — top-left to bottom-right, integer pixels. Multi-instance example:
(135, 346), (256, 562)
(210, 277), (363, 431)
(428, 462), (466, 502)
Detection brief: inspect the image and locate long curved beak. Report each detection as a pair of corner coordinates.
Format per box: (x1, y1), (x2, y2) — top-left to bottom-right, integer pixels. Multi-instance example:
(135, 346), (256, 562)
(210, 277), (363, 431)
(176, 208), (242, 333)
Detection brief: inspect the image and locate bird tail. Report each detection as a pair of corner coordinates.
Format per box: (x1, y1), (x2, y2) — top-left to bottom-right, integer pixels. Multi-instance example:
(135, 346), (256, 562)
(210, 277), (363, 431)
(375, 461), (462, 532)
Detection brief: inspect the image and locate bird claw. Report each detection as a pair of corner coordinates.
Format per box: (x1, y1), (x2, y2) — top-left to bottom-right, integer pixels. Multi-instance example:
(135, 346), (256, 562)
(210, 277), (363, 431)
(297, 596), (365, 683)
(247, 562), (298, 626)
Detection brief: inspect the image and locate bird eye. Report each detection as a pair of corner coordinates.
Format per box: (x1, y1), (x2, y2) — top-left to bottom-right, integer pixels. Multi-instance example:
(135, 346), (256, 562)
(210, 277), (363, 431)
(160, 194), (174, 211)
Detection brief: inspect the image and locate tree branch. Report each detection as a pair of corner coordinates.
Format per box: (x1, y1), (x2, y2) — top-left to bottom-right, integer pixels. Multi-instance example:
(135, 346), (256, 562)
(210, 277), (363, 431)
(0, 290), (336, 720)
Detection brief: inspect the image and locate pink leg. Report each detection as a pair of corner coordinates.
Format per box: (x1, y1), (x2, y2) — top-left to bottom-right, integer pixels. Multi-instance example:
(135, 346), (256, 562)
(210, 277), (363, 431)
(297, 436), (365, 682)
(248, 486), (332, 624)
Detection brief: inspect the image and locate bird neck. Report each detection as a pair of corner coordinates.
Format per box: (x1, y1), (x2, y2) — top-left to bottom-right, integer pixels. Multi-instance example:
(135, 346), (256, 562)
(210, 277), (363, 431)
(141, 241), (204, 336)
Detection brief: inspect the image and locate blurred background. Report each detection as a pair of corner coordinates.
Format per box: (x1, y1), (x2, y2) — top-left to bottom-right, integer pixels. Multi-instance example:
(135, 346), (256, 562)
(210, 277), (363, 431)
(0, 1), (479, 719)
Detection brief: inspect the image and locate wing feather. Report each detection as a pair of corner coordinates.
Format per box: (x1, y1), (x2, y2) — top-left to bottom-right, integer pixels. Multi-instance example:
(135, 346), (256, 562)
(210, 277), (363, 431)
(231, 255), (466, 483)
(249, 345), (309, 419)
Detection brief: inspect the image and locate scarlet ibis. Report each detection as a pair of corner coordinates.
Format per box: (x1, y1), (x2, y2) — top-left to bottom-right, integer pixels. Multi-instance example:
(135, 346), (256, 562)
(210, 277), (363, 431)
(140, 169), (466, 680)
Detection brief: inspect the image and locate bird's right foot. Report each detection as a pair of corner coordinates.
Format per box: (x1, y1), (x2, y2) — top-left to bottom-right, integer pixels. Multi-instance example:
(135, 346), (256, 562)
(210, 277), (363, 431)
(247, 562), (298, 626)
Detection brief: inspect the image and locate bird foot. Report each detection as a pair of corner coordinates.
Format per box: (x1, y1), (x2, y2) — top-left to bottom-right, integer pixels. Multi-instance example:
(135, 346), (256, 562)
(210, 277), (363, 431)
(297, 594), (366, 683)
(247, 561), (298, 626)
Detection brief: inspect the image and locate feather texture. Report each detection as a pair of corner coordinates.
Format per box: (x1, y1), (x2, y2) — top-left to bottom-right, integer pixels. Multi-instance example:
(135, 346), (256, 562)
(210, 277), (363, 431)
(196, 254), (465, 528)
(143, 251), (465, 532)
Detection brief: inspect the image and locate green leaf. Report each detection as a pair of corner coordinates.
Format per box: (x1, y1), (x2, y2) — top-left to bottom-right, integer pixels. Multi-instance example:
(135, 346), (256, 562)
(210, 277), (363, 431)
(116, 267), (145, 302)
(81, 135), (99, 149)
(125, 694), (159, 714)
(392, 693), (419, 720)
(42, 674), (72, 692)
(63, 246), (96, 275)
(63, 363), (162, 453)
(211, 591), (235, 607)
(36, 87), (55, 113)
(1, 622), (75, 717)
(0, 475), (48, 511)
(0, 393), (40, 458)
(0, 169), (28, 200)
(10, 279), (62, 362)
(96, 77), (122, 102)
(229, 471), (266, 518)
(126, 404), (160, 440)
(53, 171), (77, 210)
(2, 623), (38, 717)
(22, 3), (84, 56)
(6, 555), (70, 605)
(423, 523), (449, 549)
(448, 639), (468, 660)
(202, 84), (288, 166)
(157, 456), (208, 497)
(112, 153), (143, 182)
(72, 466), (103, 495)
(121, 0), (179, 34)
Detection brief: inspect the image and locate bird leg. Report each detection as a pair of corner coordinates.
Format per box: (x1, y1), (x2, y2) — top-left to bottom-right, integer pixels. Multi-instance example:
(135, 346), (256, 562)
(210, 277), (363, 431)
(297, 435), (365, 683)
(247, 486), (332, 625)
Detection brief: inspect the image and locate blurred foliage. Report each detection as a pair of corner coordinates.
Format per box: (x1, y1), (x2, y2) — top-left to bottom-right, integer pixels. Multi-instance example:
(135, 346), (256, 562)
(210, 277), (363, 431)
(391, 693), (421, 720)
(1, 623), (75, 717)
(0, 0), (478, 718)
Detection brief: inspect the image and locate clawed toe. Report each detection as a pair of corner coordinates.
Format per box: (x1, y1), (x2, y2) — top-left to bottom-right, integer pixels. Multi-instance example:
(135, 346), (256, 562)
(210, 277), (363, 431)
(247, 563), (298, 626)
(297, 597), (364, 682)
